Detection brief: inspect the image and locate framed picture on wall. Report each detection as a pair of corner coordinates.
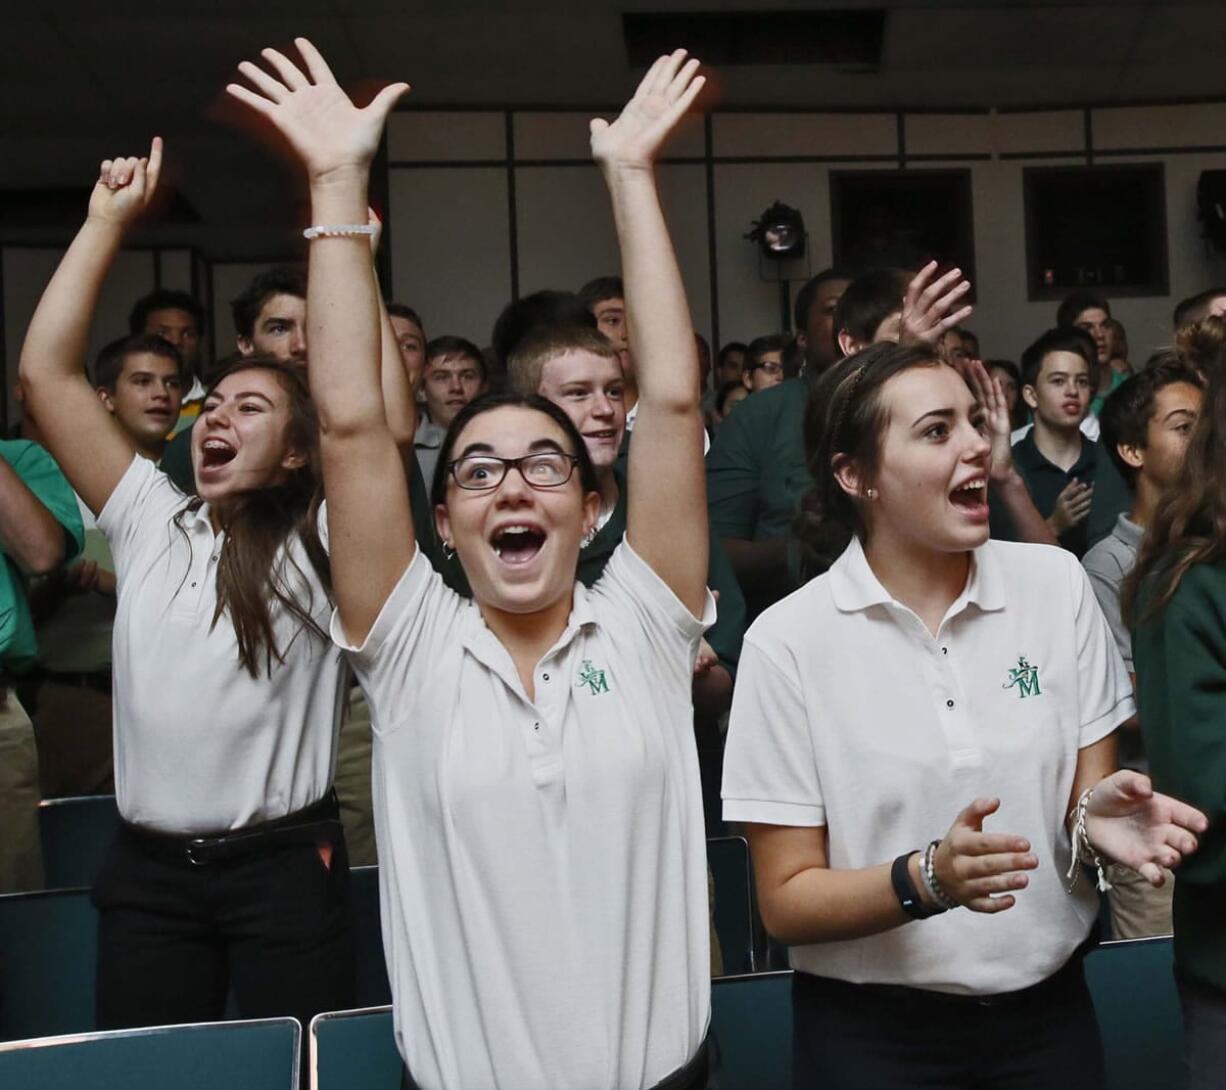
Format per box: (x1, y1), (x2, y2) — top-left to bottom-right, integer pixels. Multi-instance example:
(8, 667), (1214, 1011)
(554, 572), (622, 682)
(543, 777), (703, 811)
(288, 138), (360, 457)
(1023, 164), (1168, 300)
(829, 169), (976, 292)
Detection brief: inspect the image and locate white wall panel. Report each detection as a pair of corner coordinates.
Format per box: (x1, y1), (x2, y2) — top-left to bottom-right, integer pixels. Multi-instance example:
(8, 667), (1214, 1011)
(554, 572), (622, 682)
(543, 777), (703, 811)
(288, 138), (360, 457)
(388, 167), (511, 345)
(4, 247), (155, 425)
(991, 111), (1084, 155)
(1093, 104), (1226, 151)
(713, 113), (896, 159)
(905, 114), (993, 157)
(159, 249), (194, 292)
(387, 111), (505, 162)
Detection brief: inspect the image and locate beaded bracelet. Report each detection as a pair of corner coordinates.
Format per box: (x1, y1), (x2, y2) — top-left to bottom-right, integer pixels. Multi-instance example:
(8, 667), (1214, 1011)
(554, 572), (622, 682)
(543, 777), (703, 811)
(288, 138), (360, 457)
(1065, 786), (1113, 893)
(922, 839), (960, 911)
(303, 224), (378, 241)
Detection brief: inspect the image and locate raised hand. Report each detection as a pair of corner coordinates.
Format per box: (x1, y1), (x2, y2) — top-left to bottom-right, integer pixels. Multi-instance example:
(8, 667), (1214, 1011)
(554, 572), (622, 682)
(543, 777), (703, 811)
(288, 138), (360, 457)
(88, 137), (163, 230)
(898, 261), (974, 348)
(590, 49), (705, 173)
(1084, 770), (1207, 886)
(959, 358), (1015, 483)
(226, 38), (409, 181)
(930, 797), (1039, 913)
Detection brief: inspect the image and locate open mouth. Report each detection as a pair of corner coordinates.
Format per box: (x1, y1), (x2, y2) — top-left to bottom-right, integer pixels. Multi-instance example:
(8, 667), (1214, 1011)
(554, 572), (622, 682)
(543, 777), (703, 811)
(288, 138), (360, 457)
(949, 478), (988, 513)
(490, 523), (547, 566)
(200, 438), (237, 470)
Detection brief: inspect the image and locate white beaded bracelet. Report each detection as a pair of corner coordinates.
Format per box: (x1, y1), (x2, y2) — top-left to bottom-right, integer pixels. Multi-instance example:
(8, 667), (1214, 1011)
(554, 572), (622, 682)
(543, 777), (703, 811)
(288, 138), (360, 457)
(302, 224), (378, 241)
(1065, 786), (1113, 893)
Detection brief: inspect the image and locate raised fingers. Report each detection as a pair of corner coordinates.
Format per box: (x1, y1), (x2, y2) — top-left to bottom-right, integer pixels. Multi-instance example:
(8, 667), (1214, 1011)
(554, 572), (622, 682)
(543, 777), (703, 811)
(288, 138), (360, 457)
(236, 59), (289, 103)
(260, 46), (310, 91)
(293, 37), (338, 86)
(146, 137), (164, 195)
(651, 48), (688, 94)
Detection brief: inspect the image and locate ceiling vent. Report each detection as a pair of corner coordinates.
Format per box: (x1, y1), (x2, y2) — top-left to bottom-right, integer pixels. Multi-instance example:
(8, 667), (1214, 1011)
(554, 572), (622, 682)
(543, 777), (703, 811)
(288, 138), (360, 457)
(622, 9), (886, 68)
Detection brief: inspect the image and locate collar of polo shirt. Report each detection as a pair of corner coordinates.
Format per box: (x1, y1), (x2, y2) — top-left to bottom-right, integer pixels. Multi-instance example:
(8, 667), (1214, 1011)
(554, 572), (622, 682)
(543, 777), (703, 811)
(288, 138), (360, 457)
(462, 580), (601, 664)
(829, 535), (1007, 615)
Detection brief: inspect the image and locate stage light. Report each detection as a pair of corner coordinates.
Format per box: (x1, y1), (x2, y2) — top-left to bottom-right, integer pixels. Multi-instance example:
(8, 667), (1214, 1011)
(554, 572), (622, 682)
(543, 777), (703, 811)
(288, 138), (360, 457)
(747, 201), (807, 260)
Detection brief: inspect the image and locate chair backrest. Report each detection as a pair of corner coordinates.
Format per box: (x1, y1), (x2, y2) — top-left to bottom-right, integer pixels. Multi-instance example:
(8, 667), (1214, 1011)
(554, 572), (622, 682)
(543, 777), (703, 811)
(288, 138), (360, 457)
(0, 887), (98, 1041)
(707, 835), (756, 974)
(38, 794), (121, 890)
(711, 969), (793, 1088)
(349, 865), (392, 1007)
(311, 1006), (399, 1090)
(0, 1016), (300, 1090)
(1084, 936), (1182, 1089)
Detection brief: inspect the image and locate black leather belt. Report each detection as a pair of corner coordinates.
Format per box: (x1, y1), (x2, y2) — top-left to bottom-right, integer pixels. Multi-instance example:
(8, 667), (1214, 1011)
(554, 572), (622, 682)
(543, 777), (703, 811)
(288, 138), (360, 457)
(123, 791), (341, 866)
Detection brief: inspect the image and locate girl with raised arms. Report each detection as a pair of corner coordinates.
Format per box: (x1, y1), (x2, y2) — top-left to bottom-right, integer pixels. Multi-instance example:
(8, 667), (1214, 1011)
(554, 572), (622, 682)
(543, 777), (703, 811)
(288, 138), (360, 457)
(227, 39), (714, 1090)
(18, 143), (354, 1033)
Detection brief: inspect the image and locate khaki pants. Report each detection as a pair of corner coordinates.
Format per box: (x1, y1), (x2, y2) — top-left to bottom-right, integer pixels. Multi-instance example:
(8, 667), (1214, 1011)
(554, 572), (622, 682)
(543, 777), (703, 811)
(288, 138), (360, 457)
(1107, 862), (1174, 939)
(335, 687), (377, 867)
(28, 679), (114, 797)
(0, 689), (43, 892)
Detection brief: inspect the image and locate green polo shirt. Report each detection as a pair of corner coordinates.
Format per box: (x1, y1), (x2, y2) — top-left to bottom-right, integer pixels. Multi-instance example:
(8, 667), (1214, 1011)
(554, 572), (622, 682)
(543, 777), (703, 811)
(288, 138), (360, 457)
(705, 377), (810, 544)
(1133, 560), (1226, 994)
(0, 441), (85, 672)
(990, 432), (1130, 558)
(578, 468), (745, 674)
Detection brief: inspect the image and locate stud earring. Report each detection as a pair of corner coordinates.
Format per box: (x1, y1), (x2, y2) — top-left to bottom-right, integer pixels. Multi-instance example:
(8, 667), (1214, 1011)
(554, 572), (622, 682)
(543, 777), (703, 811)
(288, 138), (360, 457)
(865, 488), (878, 500)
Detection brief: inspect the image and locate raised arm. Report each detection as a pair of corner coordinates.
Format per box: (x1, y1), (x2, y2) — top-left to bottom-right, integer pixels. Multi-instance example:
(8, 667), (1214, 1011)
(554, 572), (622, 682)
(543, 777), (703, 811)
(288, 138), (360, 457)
(367, 208), (420, 448)
(227, 39), (412, 642)
(592, 51), (707, 615)
(18, 141), (163, 514)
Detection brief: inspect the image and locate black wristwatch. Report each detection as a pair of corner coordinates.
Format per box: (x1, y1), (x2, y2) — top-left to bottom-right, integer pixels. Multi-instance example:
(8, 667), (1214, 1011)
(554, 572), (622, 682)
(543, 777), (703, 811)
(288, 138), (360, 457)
(891, 851), (946, 920)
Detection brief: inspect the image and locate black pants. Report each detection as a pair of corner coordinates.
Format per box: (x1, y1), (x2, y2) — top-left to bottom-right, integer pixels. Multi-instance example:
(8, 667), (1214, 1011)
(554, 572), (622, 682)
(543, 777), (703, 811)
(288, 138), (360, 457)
(92, 816), (355, 1033)
(401, 1037), (712, 1090)
(792, 959), (1106, 1090)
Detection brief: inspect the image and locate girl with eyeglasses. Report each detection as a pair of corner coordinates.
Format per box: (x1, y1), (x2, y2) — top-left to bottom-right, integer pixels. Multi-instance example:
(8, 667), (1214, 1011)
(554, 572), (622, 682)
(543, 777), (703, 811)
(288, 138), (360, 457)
(228, 39), (715, 1090)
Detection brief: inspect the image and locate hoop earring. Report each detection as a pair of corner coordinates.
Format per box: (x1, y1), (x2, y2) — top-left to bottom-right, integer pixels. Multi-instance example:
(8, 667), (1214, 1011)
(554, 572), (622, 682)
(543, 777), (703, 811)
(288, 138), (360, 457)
(442, 541), (456, 561)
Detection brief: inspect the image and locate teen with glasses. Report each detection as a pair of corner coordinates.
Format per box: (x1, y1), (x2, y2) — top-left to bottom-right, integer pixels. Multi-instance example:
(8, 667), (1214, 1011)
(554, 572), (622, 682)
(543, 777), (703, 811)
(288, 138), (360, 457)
(228, 39), (715, 1090)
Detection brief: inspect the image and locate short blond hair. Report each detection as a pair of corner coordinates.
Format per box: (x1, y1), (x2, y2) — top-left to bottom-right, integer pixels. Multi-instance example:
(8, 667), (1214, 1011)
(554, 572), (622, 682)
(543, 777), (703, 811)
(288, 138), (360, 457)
(506, 325), (619, 396)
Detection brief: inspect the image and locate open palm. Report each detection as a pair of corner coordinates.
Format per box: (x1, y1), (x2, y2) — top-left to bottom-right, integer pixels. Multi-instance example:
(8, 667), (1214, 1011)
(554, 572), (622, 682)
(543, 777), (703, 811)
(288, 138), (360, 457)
(590, 49), (705, 171)
(226, 38), (408, 179)
(1085, 770), (1207, 885)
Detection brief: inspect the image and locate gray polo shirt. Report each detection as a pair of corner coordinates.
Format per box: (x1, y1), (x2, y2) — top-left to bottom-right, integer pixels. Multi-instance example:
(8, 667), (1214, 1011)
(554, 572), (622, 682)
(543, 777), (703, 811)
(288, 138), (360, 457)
(1082, 514), (1143, 672)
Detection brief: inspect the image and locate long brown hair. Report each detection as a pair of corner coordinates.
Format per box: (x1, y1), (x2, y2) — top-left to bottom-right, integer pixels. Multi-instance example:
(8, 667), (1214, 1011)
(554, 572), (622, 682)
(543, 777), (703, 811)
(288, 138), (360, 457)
(178, 357), (330, 678)
(1122, 344), (1226, 627)
(794, 342), (941, 579)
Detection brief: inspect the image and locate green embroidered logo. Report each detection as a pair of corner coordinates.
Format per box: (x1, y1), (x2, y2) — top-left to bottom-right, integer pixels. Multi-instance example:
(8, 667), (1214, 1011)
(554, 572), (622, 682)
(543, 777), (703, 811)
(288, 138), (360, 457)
(576, 659), (610, 695)
(1002, 655), (1041, 698)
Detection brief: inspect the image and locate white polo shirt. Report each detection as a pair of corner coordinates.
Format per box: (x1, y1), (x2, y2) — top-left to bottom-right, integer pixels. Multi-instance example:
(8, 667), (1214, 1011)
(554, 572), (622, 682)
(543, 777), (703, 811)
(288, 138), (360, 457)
(99, 455), (346, 834)
(334, 542), (714, 1090)
(722, 536), (1134, 995)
